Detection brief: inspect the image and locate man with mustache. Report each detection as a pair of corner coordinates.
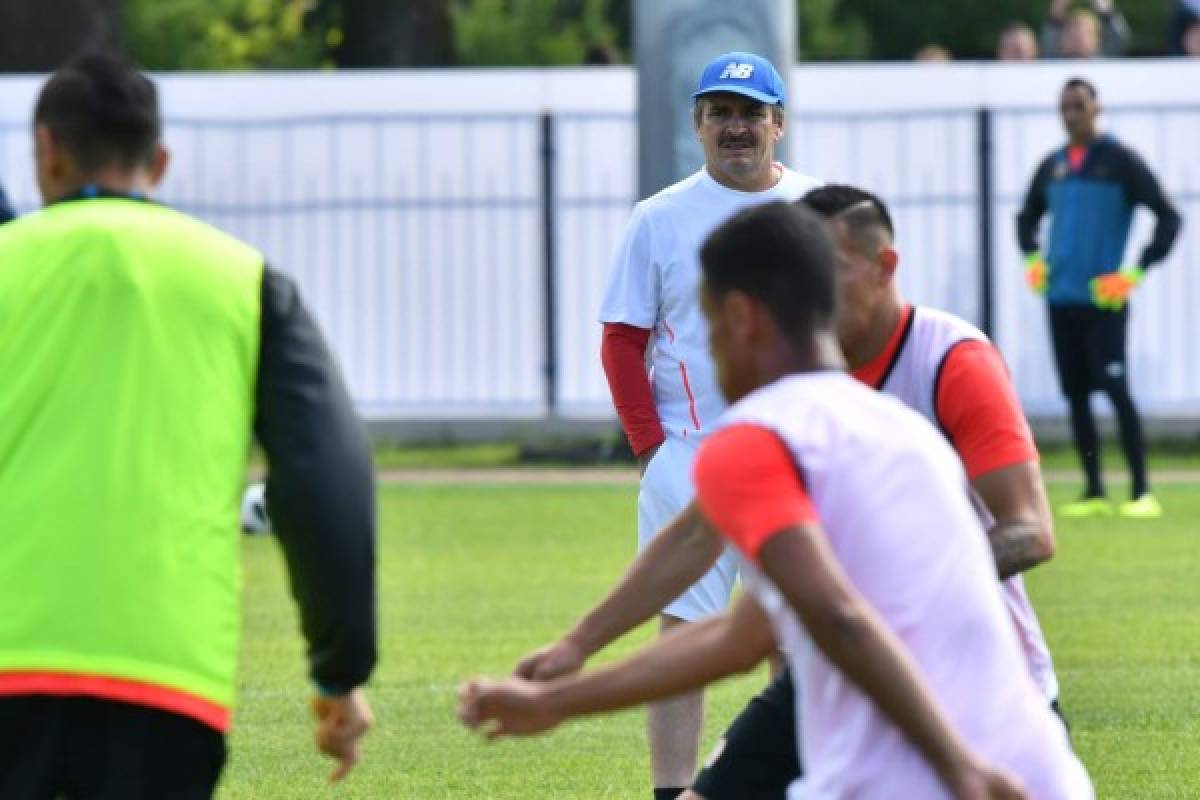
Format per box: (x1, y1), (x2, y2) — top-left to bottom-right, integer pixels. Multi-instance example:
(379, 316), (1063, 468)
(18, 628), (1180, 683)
(518, 185), (1064, 799)
(594, 50), (819, 799)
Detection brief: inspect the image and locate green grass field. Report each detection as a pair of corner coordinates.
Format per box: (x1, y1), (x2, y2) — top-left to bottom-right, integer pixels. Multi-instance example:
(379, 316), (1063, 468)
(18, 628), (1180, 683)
(219, 473), (1200, 798)
(364, 439), (1200, 472)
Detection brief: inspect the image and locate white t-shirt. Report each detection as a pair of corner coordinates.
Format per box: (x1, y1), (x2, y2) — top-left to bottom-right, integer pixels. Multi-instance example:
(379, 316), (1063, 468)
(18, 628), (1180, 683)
(713, 373), (1092, 800)
(598, 166), (821, 442)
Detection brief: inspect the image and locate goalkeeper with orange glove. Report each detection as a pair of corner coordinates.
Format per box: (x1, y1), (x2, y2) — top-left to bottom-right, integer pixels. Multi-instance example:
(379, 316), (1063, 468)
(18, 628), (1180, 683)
(1016, 77), (1181, 519)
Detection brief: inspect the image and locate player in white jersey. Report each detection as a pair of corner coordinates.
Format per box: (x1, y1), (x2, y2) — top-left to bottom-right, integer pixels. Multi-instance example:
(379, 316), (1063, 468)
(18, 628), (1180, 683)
(594, 50), (819, 795)
(818, 184), (1059, 701)
(688, 185), (1066, 799)
(460, 201), (1092, 799)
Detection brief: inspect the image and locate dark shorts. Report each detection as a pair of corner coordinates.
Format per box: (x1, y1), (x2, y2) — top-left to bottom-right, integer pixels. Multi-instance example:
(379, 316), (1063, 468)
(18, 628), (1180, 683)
(1048, 304), (1129, 397)
(691, 669), (800, 800)
(0, 695), (227, 800)
(692, 669), (1071, 800)
(1051, 697), (1071, 737)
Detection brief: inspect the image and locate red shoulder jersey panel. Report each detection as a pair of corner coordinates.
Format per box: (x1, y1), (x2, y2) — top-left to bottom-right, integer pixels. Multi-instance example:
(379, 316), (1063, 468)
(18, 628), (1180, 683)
(934, 340), (1038, 480)
(693, 423), (819, 561)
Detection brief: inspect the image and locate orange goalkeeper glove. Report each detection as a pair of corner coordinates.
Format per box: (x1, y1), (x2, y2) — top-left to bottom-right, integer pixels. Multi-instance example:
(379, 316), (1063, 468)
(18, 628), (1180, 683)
(1024, 252), (1048, 294)
(1090, 265), (1144, 311)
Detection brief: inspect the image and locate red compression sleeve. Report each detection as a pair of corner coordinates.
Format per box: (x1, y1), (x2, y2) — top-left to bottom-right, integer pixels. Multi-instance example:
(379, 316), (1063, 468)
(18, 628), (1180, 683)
(601, 323), (665, 456)
(693, 424), (819, 562)
(935, 340), (1039, 480)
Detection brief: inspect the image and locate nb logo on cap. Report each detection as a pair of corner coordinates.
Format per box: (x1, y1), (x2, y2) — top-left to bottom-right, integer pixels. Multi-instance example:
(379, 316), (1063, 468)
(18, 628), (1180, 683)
(719, 63), (755, 80)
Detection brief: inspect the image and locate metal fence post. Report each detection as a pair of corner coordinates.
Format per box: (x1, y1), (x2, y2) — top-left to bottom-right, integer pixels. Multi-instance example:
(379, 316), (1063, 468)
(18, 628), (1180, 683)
(976, 106), (995, 338)
(540, 112), (558, 416)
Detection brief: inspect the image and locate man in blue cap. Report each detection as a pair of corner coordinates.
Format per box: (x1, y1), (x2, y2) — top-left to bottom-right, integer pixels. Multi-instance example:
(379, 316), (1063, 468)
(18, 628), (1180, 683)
(516, 51), (819, 800)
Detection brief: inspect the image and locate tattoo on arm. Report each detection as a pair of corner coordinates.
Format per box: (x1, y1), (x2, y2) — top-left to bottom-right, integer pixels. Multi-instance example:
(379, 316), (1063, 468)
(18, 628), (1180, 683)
(988, 520), (1046, 580)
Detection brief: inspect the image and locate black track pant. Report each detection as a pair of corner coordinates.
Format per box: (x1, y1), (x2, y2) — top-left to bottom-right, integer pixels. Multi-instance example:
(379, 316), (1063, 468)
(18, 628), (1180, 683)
(0, 695), (226, 800)
(1048, 304), (1148, 499)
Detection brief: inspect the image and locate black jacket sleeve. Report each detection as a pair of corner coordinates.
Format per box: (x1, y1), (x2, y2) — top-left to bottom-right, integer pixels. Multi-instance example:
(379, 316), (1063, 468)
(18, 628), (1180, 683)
(0, 184), (14, 224)
(1168, 4), (1200, 54)
(1121, 149), (1183, 270)
(1016, 156), (1053, 255)
(254, 266), (377, 693)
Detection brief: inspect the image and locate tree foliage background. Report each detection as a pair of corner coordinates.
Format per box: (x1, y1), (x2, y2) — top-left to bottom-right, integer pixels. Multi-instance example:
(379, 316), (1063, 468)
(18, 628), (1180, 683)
(9, 0), (1170, 72)
(126, 0), (333, 70)
(452, 0), (619, 66)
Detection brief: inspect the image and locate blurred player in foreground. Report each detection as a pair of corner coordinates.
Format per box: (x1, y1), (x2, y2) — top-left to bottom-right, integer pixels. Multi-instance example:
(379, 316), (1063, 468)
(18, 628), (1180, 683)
(461, 201), (1092, 799)
(514, 184), (1065, 799)
(598, 50), (818, 797)
(688, 185), (1067, 799)
(1017, 77), (1181, 518)
(0, 52), (376, 797)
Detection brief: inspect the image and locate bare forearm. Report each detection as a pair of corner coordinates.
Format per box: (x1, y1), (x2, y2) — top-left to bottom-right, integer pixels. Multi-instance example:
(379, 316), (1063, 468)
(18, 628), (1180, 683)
(988, 520), (1053, 579)
(549, 606), (768, 718)
(566, 502), (722, 656)
(972, 462), (1056, 580)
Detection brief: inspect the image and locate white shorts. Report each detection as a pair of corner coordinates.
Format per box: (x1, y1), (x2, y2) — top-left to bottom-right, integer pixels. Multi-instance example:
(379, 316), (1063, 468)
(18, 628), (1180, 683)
(638, 436), (740, 622)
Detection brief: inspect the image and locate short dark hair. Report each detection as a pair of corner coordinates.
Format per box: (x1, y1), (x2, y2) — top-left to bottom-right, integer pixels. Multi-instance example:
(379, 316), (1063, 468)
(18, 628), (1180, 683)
(800, 184), (894, 239)
(1063, 76), (1098, 100)
(34, 51), (161, 173)
(700, 201), (837, 340)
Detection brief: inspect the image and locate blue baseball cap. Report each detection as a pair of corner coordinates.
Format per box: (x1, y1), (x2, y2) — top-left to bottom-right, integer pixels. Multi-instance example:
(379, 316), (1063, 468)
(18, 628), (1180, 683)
(692, 52), (786, 107)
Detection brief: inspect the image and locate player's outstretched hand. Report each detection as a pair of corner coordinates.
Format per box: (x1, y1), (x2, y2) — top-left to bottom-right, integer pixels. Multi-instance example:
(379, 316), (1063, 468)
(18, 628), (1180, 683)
(514, 638), (586, 681)
(458, 678), (564, 739)
(949, 759), (1027, 800)
(312, 688), (374, 783)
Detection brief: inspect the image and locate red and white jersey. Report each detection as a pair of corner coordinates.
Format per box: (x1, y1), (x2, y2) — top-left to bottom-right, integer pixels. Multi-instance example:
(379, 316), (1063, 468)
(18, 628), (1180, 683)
(854, 305), (1059, 702)
(598, 166), (820, 442)
(694, 373), (1091, 799)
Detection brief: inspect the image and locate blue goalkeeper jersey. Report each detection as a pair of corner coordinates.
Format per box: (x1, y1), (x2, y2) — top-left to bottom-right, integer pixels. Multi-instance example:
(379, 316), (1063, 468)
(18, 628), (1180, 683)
(1016, 133), (1181, 307)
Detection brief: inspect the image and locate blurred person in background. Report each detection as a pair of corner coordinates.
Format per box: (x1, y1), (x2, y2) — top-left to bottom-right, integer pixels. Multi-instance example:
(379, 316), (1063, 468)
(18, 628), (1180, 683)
(1042, 0), (1131, 57)
(584, 42), (621, 65)
(0, 51), (377, 797)
(1181, 19), (1200, 54)
(0, 182), (14, 223)
(914, 44), (954, 62)
(997, 22), (1040, 61)
(1016, 77), (1182, 519)
(1167, 0), (1200, 53)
